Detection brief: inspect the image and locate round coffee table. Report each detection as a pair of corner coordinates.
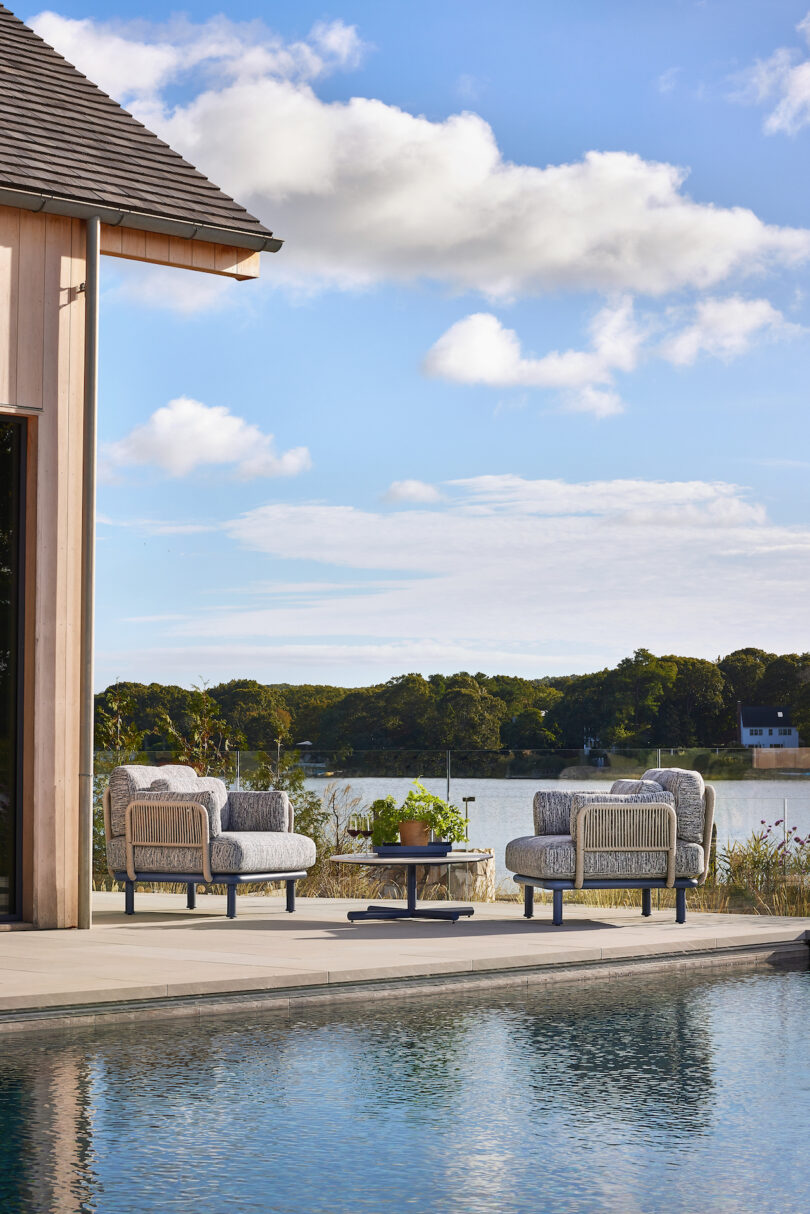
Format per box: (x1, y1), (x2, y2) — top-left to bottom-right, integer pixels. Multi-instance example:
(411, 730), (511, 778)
(330, 851), (489, 923)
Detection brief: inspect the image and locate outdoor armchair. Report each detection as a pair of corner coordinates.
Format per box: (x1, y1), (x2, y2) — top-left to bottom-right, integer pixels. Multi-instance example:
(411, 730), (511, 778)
(103, 765), (316, 918)
(504, 767), (715, 925)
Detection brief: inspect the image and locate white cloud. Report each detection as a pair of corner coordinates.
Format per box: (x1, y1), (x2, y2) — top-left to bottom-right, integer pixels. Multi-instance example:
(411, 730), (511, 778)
(735, 12), (810, 134)
(104, 396), (312, 479)
(423, 299), (641, 416)
(659, 295), (801, 365)
(384, 479), (443, 503)
(32, 14), (810, 298)
(424, 295), (802, 412)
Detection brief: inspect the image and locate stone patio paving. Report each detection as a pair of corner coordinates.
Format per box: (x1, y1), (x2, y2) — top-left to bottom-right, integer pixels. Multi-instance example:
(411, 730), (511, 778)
(0, 891), (806, 1031)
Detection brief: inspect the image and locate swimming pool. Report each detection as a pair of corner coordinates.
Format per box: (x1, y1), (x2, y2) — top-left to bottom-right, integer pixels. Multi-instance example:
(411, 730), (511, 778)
(1, 965), (807, 1213)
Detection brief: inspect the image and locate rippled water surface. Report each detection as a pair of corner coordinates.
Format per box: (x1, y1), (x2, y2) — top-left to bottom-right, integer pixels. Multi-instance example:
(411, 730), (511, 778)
(1, 967), (808, 1213)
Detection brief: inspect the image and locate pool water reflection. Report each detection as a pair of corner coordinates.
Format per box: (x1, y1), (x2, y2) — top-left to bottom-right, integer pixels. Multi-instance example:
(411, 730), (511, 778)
(0, 965), (807, 1213)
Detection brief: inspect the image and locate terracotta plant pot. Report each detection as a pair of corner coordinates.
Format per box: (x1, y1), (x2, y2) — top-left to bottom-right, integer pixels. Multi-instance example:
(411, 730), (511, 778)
(398, 819), (430, 847)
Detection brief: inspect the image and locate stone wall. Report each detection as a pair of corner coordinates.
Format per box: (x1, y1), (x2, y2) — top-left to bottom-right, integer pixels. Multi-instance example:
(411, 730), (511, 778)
(378, 850), (496, 903)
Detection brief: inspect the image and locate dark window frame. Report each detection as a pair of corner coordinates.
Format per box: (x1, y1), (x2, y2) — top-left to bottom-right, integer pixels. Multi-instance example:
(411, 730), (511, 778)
(0, 417), (26, 922)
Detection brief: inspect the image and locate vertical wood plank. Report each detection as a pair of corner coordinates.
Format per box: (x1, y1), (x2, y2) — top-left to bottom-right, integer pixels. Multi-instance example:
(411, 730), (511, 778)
(99, 224), (123, 256)
(33, 212), (75, 928)
(0, 206), (20, 404)
(62, 218), (85, 927)
(16, 210), (45, 410)
(120, 227), (146, 260)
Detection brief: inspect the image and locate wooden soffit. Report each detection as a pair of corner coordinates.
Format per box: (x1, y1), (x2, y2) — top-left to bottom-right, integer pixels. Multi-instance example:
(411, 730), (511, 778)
(100, 224), (260, 280)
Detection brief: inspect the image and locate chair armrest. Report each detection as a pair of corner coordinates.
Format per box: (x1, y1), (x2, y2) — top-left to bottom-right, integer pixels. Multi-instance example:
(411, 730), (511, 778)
(227, 790), (291, 833)
(700, 785), (716, 884)
(573, 800), (677, 889)
(125, 799), (211, 883)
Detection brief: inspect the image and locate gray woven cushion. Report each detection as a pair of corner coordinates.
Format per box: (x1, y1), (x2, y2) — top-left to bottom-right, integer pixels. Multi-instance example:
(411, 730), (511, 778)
(569, 790), (675, 839)
(641, 768), (705, 843)
(210, 832), (316, 874)
(108, 764), (197, 836)
(610, 779), (665, 795)
(107, 835), (207, 876)
(505, 834), (703, 880)
(133, 788), (221, 842)
(226, 790), (290, 833)
(148, 776), (229, 835)
(106, 830), (315, 876)
(533, 790), (576, 835)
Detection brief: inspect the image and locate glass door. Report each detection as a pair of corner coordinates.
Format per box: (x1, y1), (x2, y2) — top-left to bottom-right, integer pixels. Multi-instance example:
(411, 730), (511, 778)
(0, 418), (24, 918)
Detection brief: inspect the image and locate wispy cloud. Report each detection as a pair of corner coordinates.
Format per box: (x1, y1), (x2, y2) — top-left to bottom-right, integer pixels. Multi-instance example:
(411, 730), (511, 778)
(732, 10), (810, 134)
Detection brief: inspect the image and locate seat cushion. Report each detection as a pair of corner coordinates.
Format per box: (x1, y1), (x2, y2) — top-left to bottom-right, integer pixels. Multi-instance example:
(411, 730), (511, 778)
(641, 768), (705, 843)
(108, 764), (196, 836)
(505, 834), (704, 881)
(107, 830), (316, 877)
(210, 832), (316, 875)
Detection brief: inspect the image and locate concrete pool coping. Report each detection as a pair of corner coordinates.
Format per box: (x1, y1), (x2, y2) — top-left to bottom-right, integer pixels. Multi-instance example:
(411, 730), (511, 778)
(0, 891), (806, 1034)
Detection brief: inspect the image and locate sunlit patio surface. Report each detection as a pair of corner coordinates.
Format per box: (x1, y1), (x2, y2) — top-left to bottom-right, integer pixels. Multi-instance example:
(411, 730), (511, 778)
(0, 892), (806, 1033)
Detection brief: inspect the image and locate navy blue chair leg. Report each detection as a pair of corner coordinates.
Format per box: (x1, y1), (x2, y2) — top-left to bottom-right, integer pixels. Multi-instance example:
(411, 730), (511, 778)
(286, 879), (296, 913)
(676, 887), (686, 924)
(552, 888), (563, 926)
(524, 884), (534, 920)
(226, 884), (237, 919)
(124, 880), (135, 915)
(186, 883), (196, 910)
(641, 888), (652, 917)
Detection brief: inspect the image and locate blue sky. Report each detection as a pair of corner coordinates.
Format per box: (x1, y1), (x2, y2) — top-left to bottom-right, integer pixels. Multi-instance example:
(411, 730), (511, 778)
(26, 1), (810, 687)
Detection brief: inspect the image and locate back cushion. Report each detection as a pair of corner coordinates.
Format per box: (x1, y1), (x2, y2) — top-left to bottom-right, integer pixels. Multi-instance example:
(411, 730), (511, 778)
(610, 779), (665, 796)
(148, 775), (229, 836)
(570, 790), (674, 839)
(533, 790), (577, 835)
(641, 768), (705, 843)
(108, 765), (170, 836)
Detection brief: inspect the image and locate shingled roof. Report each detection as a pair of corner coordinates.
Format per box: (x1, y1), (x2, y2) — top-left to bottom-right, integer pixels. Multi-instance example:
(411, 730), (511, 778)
(0, 4), (280, 251)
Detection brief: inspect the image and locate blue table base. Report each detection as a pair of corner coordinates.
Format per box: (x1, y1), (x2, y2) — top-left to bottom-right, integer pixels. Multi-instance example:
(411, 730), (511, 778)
(347, 862), (474, 924)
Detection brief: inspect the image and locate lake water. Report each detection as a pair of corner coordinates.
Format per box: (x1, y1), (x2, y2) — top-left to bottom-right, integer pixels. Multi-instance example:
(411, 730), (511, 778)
(308, 774), (810, 880)
(2, 966), (808, 1213)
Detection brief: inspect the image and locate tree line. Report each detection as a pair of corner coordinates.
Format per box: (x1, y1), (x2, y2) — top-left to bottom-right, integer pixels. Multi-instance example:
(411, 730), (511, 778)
(94, 647), (810, 757)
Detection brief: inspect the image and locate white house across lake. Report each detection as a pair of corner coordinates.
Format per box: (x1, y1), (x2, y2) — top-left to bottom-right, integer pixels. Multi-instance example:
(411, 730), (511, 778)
(739, 705), (799, 748)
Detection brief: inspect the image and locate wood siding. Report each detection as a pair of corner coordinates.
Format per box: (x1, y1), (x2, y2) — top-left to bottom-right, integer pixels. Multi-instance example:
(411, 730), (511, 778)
(0, 203), (86, 927)
(100, 225), (261, 280)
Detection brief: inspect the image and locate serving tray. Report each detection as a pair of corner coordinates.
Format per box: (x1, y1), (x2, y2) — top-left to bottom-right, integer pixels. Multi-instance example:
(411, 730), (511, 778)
(373, 842), (452, 857)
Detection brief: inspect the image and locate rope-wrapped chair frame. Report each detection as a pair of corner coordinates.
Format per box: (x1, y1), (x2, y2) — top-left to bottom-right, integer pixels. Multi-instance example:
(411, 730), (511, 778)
(573, 801), (677, 889)
(125, 798), (212, 883)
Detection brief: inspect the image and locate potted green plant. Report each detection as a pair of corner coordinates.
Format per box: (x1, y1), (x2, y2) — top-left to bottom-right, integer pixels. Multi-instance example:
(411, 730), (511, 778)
(370, 781), (468, 848)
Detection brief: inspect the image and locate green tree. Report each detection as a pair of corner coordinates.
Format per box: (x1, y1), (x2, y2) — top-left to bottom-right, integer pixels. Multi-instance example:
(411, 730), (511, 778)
(93, 684), (145, 885)
(156, 681), (237, 775)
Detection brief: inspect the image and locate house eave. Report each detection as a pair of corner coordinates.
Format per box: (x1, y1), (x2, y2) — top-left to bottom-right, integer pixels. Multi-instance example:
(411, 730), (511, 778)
(0, 185), (282, 253)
